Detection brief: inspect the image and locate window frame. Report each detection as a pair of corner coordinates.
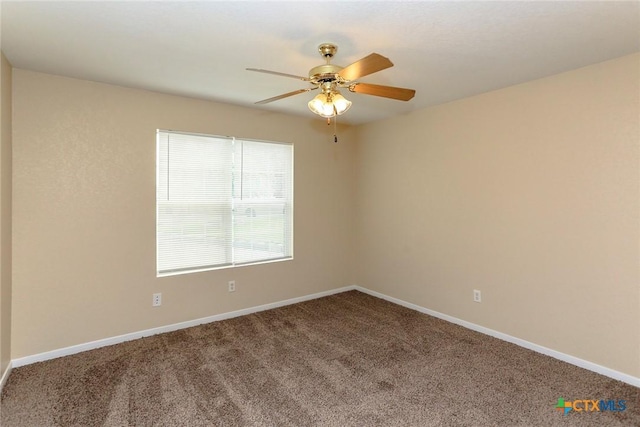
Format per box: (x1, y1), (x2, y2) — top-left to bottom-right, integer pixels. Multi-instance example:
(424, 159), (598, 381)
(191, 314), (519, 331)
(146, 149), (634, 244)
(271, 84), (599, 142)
(156, 129), (294, 277)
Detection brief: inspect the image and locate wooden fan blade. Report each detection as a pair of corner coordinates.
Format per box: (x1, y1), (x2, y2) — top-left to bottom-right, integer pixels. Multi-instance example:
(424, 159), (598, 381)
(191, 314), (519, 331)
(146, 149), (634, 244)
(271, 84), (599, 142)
(338, 53), (394, 81)
(349, 83), (416, 101)
(255, 87), (317, 105)
(246, 68), (310, 81)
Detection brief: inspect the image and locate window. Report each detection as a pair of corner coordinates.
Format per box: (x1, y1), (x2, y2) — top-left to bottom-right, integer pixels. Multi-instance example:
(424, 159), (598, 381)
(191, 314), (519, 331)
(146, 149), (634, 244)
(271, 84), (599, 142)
(156, 130), (293, 276)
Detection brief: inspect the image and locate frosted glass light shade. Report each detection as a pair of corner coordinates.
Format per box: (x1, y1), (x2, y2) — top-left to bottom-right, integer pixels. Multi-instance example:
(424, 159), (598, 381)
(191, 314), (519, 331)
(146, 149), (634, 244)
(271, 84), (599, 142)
(331, 93), (352, 115)
(308, 91), (352, 118)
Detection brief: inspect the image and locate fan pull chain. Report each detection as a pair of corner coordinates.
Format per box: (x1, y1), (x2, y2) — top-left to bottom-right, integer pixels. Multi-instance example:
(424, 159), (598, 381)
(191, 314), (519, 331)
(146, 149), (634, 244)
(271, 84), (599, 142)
(333, 105), (338, 143)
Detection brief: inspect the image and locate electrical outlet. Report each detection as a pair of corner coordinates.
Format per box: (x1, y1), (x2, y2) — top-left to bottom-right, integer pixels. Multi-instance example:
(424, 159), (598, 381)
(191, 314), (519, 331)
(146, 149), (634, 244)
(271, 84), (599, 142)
(473, 290), (481, 303)
(228, 280), (236, 292)
(152, 293), (162, 307)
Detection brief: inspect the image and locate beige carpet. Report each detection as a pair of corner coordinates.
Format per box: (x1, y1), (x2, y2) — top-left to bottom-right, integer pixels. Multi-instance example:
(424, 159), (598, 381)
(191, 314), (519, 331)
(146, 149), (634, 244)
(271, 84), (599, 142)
(1, 290), (638, 426)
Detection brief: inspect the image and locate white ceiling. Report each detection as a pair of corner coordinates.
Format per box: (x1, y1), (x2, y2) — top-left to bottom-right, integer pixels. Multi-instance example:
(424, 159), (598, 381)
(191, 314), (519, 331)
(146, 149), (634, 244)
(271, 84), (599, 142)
(2, 1), (639, 125)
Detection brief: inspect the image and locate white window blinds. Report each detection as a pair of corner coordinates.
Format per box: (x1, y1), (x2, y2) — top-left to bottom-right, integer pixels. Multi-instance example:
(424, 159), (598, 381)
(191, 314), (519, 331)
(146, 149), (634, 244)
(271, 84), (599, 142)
(156, 130), (293, 276)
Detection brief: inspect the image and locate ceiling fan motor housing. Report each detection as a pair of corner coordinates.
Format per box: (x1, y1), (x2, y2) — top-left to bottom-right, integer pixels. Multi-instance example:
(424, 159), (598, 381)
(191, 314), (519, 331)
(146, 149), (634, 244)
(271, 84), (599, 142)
(308, 64), (343, 84)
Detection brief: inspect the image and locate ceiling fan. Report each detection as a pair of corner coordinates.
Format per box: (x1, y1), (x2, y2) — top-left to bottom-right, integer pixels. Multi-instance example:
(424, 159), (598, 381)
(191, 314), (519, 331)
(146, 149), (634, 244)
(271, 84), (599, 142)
(247, 43), (416, 119)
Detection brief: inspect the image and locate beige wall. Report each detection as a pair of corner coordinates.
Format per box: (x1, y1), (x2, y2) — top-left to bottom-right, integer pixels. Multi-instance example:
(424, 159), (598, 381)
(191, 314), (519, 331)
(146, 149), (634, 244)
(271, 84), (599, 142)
(354, 53), (640, 377)
(0, 52), (13, 379)
(11, 69), (356, 358)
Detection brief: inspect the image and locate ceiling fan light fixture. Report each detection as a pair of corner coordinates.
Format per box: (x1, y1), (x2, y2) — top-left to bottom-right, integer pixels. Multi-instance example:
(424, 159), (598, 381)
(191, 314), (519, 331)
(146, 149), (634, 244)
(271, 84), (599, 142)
(307, 91), (352, 118)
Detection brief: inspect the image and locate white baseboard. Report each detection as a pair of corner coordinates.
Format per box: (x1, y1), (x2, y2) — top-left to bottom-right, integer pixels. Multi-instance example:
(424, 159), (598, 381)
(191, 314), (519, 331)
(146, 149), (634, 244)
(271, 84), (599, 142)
(11, 285), (356, 368)
(0, 361), (12, 393)
(354, 286), (640, 388)
(10, 284), (639, 389)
